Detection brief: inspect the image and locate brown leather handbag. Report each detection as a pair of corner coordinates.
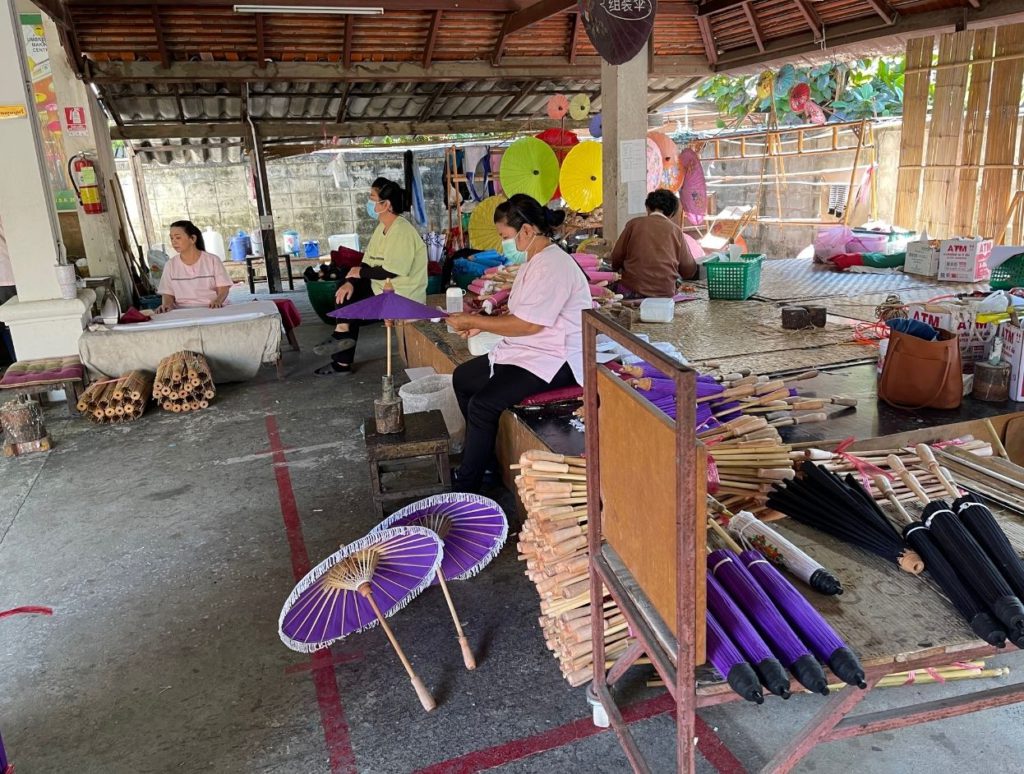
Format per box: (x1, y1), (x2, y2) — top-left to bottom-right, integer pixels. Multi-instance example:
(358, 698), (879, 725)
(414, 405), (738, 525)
(879, 328), (963, 410)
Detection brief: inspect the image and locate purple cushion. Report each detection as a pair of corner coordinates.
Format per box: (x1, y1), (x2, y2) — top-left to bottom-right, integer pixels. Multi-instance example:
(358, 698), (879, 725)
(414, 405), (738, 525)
(0, 356), (84, 388)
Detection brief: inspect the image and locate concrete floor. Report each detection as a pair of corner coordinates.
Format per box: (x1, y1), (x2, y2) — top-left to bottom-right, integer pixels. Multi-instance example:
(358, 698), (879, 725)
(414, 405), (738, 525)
(2, 287), (1023, 774)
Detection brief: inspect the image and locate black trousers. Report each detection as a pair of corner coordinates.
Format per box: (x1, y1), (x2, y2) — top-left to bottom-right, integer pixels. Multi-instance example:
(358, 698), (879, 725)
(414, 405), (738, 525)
(453, 355), (576, 483)
(329, 278), (377, 367)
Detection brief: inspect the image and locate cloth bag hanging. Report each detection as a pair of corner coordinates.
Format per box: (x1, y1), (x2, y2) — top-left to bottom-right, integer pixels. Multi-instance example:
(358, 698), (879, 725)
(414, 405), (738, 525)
(878, 328), (962, 410)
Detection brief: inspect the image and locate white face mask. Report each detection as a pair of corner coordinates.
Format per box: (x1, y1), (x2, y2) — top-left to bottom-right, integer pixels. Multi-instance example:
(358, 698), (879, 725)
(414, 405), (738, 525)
(502, 230), (535, 264)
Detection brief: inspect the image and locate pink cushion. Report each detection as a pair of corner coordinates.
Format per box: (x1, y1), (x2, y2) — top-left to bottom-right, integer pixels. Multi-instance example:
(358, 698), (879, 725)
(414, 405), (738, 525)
(517, 385), (583, 406)
(0, 356), (84, 388)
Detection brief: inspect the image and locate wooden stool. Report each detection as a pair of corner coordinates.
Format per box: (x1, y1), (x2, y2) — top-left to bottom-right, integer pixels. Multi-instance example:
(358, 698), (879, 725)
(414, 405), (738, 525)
(364, 409), (451, 519)
(0, 356), (85, 417)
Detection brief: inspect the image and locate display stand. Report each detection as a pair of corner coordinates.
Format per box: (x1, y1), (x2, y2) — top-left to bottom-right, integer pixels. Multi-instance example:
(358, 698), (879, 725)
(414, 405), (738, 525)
(583, 310), (706, 773)
(583, 311), (1024, 773)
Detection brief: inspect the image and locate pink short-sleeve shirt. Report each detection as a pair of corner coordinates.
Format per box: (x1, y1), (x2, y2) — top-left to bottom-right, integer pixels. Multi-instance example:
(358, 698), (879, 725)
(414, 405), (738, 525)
(158, 251), (234, 307)
(489, 244), (592, 384)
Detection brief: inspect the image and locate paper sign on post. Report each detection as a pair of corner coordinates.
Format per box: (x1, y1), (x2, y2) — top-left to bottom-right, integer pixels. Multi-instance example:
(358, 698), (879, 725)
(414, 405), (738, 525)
(627, 180), (647, 214)
(619, 139), (647, 183)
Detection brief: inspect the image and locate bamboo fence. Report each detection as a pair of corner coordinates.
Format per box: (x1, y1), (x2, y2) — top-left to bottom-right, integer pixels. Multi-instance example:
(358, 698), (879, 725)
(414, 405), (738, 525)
(951, 28), (996, 236)
(893, 35), (933, 230)
(153, 351), (216, 413)
(76, 371), (153, 424)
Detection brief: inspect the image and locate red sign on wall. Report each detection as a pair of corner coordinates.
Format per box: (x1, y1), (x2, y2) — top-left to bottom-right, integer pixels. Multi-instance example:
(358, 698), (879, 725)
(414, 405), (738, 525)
(64, 105), (87, 136)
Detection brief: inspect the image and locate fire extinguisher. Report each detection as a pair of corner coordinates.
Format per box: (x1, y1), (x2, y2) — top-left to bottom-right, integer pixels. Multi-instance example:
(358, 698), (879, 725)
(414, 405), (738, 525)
(68, 153), (105, 214)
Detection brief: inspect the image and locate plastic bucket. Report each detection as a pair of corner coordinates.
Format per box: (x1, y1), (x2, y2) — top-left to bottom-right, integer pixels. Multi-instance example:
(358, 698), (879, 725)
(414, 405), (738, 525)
(398, 374), (465, 453)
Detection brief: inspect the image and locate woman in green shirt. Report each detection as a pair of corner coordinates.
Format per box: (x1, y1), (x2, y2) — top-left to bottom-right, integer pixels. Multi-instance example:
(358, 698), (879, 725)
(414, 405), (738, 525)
(314, 177), (428, 375)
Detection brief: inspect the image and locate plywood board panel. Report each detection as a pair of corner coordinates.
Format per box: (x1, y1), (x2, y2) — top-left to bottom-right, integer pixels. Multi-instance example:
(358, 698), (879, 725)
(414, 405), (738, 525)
(894, 36), (934, 229)
(596, 369), (705, 660)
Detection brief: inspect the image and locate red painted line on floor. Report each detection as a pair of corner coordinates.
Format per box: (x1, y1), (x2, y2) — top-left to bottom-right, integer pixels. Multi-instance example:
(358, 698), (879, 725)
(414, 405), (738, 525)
(411, 693), (677, 774)
(284, 651), (364, 675)
(695, 715), (747, 774)
(266, 415), (357, 774)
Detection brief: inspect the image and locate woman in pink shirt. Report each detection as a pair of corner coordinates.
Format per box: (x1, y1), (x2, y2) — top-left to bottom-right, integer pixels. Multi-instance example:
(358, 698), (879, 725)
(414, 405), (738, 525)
(156, 220), (233, 312)
(447, 194), (591, 492)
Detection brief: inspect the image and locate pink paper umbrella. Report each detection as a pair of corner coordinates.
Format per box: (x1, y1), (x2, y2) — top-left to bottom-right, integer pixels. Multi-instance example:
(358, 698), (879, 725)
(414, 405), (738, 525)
(646, 138), (662, 191)
(679, 148), (707, 226)
(371, 493), (509, 670)
(279, 525), (444, 711)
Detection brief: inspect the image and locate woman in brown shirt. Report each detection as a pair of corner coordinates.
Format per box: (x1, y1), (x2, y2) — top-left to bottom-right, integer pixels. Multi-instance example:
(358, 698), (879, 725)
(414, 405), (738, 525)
(610, 189), (698, 298)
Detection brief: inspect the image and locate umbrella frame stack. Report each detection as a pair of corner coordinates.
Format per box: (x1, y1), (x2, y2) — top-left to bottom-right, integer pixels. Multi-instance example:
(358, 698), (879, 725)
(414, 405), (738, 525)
(77, 370), (153, 423)
(153, 351), (215, 413)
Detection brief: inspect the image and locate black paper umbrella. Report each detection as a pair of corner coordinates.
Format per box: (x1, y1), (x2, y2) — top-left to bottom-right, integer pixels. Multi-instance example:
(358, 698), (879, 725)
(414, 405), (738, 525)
(578, 0), (657, 66)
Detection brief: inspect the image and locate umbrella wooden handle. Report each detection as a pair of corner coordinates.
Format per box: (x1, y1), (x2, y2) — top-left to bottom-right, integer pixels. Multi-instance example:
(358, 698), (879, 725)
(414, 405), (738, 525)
(784, 369), (819, 384)
(897, 549), (925, 575)
(699, 383), (757, 404)
(886, 454), (930, 505)
(875, 474), (912, 525)
(436, 574), (476, 671)
(914, 444), (959, 499)
(360, 586), (437, 711)
(829, 396), (858, 407)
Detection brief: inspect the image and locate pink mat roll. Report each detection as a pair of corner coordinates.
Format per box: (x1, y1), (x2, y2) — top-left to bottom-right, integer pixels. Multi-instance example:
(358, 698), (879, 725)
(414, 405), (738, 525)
(585, 270), (619, 283)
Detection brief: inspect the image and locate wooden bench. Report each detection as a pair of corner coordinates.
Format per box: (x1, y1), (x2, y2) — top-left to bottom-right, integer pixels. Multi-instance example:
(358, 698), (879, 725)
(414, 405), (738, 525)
(0, 356), (85, 417)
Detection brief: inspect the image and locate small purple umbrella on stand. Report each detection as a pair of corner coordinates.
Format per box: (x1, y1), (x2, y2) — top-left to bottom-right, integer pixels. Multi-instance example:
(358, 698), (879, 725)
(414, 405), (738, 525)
(371, 493), (508, 670)
(279, 526), (443, 711)
(709, 548), (830, 695)
(706, 610), (764, 704)
(739, 550), (866, 688)
(329, 280), (447, 433)
(707, 573), (791, 698)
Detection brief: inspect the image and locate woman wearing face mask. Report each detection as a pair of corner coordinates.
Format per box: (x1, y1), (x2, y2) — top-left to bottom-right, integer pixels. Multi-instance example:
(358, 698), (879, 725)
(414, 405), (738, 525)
(446, 194), (591, 492)
(314, 177), (427, 375)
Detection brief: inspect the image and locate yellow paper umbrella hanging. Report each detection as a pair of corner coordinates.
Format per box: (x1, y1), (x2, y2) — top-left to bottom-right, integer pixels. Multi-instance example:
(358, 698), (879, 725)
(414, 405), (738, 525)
(468, 195), (507, 252)
(568, 93), (591, 121)
(499, 136), (560, 203)
(558, 141), (603, 213)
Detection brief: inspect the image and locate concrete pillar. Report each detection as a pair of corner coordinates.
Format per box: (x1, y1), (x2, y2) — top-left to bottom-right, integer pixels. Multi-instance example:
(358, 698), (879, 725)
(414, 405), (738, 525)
(0, 0), (93, 359)
(601, 42), (649, 243)
(36, 7), (134, 304)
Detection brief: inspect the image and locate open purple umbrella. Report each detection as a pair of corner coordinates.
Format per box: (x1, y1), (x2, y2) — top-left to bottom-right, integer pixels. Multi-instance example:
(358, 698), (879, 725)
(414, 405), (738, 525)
(371, 493), (508, 670)
(706, 610), (764, 704)
(739, 550), (866, 688)
(279, 525), (443, 711)
(709, 548), (829, 695)
(707, 573), (791, 698)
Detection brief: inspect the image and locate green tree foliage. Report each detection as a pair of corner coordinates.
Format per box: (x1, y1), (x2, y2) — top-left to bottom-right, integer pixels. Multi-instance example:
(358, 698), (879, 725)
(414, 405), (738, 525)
(696, 58), (906, 128)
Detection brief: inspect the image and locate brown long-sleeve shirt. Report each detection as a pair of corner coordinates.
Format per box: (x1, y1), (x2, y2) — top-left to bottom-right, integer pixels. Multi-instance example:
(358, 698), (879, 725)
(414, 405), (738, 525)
(609, 212), (698, 298)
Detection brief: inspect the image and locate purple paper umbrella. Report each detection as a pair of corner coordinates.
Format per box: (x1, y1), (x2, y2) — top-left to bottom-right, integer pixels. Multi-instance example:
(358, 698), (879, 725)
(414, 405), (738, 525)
(328, 283), (445, 322)
(370, 493), (508, 670)
(1, 729), (7, 773)
(709, 549), (829, 695)
(739, 550), (866, 689)
(279, 525), (443, 711)
(707, 573), (791, 698)
(706, 610), (764, 704)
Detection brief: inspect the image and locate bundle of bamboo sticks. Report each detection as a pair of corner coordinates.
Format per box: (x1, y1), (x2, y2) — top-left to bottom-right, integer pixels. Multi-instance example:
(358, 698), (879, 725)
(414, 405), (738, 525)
(513, 449), (632, 687)
(152, 351), (216, 413)
(76, 370), (153, 424)
(707, 439), (797, 516)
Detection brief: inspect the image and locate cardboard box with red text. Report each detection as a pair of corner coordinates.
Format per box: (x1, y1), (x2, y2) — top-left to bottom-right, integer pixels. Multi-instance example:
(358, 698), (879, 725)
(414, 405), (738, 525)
(938, 238), (993, 282)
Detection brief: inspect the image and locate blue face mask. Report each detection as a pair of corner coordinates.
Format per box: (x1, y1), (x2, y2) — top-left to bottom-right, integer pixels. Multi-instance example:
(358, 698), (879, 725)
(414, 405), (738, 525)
(366, 199), (380, 220)
(501, 236), (526, 265)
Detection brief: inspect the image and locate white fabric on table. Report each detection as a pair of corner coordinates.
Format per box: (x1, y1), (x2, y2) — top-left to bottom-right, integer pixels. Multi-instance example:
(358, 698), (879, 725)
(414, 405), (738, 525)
(80, 301), (282, 382)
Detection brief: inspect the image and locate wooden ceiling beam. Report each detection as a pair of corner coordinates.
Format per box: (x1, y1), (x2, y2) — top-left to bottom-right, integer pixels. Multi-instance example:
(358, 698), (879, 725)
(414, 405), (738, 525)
(504, 0), (576, 35)
(497, 79), (539, 120)
(255, 14), (266, 68)
(335, 81), (353, 122)
(422, 9), (442, 68)
(741, 1), (763, 53)
(696, 0), (750, 16)
(417, 82), (450, 119)
(864, 0), (897, 26)
(67, 0), (519, 9)
(696, 16), (718, 66)
(151, 5), (171, 69)
(791, 0), (822, 39)
(567, 12), (581, 65)
(87, 57), (711, 84)
(111, 115), (588, 141)
(343, 15), (353, 68)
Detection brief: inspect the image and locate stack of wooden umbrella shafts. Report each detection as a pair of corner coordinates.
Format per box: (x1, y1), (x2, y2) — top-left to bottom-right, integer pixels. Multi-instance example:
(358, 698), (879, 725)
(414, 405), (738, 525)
(76, 371), (153, 424)
(705, 440), (797, 516)
(152, 351), (216, 413)
(513, 449), (634, 687)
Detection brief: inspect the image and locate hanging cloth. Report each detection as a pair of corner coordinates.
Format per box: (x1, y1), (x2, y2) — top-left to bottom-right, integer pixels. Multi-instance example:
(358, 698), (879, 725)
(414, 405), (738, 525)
(463, 146), (488, 202)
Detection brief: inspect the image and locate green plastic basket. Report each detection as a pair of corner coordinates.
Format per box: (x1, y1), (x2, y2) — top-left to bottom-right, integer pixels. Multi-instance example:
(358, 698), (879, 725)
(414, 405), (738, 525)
(705, 254), (765, 300)
(305, 279), (341, 325)
(990, 253), (1024, 290)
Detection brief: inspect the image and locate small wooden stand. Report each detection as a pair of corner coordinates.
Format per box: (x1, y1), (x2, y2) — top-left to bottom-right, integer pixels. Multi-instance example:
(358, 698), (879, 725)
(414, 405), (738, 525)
(3, 435), (52, 457)
(374, 375), (404, 434)
(364, 410), (451, 519)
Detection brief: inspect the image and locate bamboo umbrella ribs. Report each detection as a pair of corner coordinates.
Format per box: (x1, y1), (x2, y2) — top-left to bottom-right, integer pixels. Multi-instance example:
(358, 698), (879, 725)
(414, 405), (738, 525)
(76, 371), (153, 424)
(152, 351), (216, 413)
